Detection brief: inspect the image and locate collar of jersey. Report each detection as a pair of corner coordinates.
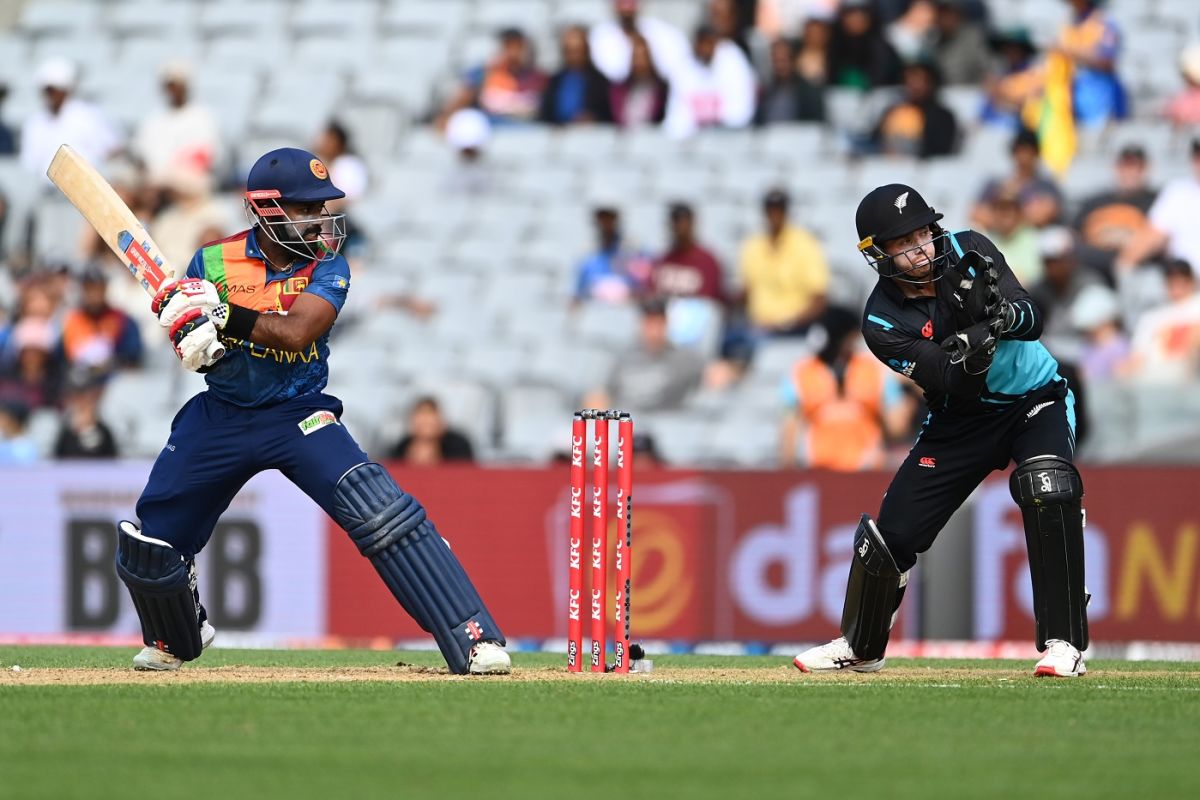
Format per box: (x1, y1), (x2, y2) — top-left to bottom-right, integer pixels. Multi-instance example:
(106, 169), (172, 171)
(244, 227), (310, 281)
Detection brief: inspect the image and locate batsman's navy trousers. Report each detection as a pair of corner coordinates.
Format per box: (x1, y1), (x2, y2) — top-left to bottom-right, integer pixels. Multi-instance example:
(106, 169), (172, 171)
(877, 380), (1077, 572)
(136, 390), (368, 557)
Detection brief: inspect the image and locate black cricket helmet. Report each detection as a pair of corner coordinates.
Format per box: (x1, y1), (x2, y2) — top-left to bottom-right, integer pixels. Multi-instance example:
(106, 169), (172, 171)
(855, 183), (951, 283)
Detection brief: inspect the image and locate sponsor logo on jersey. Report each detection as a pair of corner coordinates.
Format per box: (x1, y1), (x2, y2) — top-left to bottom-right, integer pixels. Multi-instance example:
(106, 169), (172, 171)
(297, 409), (338, 436)
(919, 456), (937, 468)
(888, 358), (916, 377)
(921, 320), (934, 339)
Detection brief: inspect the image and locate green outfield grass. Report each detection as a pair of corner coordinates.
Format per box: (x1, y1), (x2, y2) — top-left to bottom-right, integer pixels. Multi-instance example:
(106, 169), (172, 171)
(2, 647), (1198, 800)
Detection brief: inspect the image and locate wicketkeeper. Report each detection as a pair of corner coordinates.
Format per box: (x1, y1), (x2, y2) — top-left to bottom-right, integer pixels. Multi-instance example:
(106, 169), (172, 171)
(794, 184), (1088, 677)
(116, 148), (510, 674)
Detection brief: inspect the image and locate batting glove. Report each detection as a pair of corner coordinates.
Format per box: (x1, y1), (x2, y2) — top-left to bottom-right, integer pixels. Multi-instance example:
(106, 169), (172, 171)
(152, 278), (221, 329)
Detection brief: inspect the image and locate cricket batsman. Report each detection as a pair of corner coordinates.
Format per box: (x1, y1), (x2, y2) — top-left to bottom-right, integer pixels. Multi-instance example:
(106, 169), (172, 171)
(794, 184), (1088, 678)
(116, 147), (510, 675)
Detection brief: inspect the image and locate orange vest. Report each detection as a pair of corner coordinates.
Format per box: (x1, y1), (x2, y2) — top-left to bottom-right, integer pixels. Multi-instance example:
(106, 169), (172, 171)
(61, 309), (127, 363)
(792, 353), (885, 471)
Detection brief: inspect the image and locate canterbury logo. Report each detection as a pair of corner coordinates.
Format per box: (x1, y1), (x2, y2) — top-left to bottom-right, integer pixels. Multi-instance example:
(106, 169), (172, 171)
(858, 540), (869, 558)
(919, 457), (936, 468)
(1026, 401), (1055, 420)
(894, 192), (909, 213)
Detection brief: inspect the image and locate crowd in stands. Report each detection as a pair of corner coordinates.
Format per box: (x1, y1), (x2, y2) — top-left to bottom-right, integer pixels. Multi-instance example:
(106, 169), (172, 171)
(2, 0), (1200, 468)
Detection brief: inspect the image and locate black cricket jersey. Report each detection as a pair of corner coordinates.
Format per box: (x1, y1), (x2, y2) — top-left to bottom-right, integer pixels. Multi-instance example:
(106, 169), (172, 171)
(861, 229), (1061, 416)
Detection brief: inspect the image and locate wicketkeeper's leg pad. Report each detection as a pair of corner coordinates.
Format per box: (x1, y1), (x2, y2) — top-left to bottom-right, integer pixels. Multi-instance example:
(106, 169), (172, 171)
(115, 521), (204, 661)
(841, 514), (904, 661)
(332, 462), (505, 674)
(1010, 456), (1088, 650)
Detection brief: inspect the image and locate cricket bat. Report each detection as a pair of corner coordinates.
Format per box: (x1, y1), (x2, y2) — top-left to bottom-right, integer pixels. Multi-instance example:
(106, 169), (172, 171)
(46, 144), (224, 361)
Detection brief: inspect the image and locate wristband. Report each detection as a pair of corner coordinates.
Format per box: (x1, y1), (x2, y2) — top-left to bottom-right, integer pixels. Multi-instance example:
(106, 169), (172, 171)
(221, 303), (260, 340)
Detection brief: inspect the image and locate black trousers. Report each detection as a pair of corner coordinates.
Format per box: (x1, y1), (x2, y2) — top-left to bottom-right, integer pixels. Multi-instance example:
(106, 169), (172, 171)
(878, 382), (1076, 572)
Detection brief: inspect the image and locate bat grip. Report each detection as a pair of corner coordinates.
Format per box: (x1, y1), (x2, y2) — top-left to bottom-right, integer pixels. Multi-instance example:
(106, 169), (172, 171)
(206, 339), (226, 362)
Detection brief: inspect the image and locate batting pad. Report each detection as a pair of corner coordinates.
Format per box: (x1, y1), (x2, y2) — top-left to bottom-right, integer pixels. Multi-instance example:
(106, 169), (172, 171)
(115, 521), (204, 661)
(841, 514), (903, 661)
(1010, 456), (1089, 651)
(333, 462), (505, 674)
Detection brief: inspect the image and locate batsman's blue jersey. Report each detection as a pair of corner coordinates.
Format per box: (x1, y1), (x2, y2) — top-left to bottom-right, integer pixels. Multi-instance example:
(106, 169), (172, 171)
(184, 228), (350, 408)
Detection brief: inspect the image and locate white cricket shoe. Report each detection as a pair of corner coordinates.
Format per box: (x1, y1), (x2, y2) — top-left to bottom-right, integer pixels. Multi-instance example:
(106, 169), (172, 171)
(132, 620), (216, 672)
(1034, 639), (1087, 678)
(467, 641), (512, 675)
(793, 636), (886, 673)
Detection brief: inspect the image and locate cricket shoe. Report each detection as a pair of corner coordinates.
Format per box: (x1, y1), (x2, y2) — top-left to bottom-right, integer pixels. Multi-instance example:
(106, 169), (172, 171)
(793, 636), (885, 673)
(468, 641), (512, 675)
(132, 620), (216, 672)
(1034, 639), (1087, 678)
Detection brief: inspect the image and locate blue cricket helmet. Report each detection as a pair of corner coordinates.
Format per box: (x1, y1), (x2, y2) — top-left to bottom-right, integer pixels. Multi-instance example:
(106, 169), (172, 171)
(247, 147), (344, 203)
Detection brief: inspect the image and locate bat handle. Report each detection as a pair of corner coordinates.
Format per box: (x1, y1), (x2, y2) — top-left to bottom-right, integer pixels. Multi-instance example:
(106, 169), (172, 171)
(206, 339), (226, 362)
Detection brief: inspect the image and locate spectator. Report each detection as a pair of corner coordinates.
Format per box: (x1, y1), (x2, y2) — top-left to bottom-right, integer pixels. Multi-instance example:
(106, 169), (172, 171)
(59, 267), (142, 377)
(756, 0), (839, 41)
(438, 28), (547, 127)
(0, 81), (15, 155)
(737, 188), (830, 336)
(313, 121), (368, 202)
(20, 58), (122, 179)
(663, 25), (757, 139)
(1054, 0), (1126, 129)
(132, 60), (221, 188)
(53, 368), (117, 459)
(827, 0), (903, 89)
(983, 190), (1043, 286)
(981, 27), (1041, 131)
(0, 318), (62, 410)
(1073, 145), (1156, 280)
(539, 26), (614, 126)
(1029, 226), (1101, 359)
(886, 0), (937, 62)
(574, 200), (652, 303)
(755, 38), (826, 125)
(1165, 44), (1200, 127)
(590, 0), (691, 83)
(708, 0), (754, 59)
(1126, 259), (1200, 384)
(609, 35), (669, 128)
(931, 0), (990, 85)
(972, 128), (1063, 230)
(150, 168), (232, 271)
(0, 398), (38, 464)
(871, 60), (959, 158)
(1069, 284), (1129, 384)
(585, 296), (705, 413)
(442, 108), (496, 197)
(388, 396), (475, 465)
(651, 203), (726, 305)
(795, 16), (834, 86)
(630, 431), (663, 470)
(1117, 138), (1200, 274)
(312, 121), (368, 257)
(779, 307), (913, 469)
(0, 280), (60, 367)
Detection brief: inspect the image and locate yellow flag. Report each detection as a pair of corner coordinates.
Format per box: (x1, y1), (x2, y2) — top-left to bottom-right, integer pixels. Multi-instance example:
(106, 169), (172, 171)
(1038, 50), (1077, 177)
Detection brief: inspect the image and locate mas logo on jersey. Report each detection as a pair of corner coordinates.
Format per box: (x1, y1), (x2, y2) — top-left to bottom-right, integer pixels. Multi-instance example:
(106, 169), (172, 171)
(298, 410), (338, 436)
(309, 159), (329, 180)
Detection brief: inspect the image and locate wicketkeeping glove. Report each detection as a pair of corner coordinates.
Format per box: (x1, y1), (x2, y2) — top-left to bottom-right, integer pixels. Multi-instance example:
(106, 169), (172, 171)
(941, 316), (1002, 374)
(152, 278), (221, 329)
(949, 251), (1017, 330)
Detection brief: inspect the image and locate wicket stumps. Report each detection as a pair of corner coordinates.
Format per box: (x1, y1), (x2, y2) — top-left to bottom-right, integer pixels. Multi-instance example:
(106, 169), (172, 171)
(568, 409), (638, 673)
